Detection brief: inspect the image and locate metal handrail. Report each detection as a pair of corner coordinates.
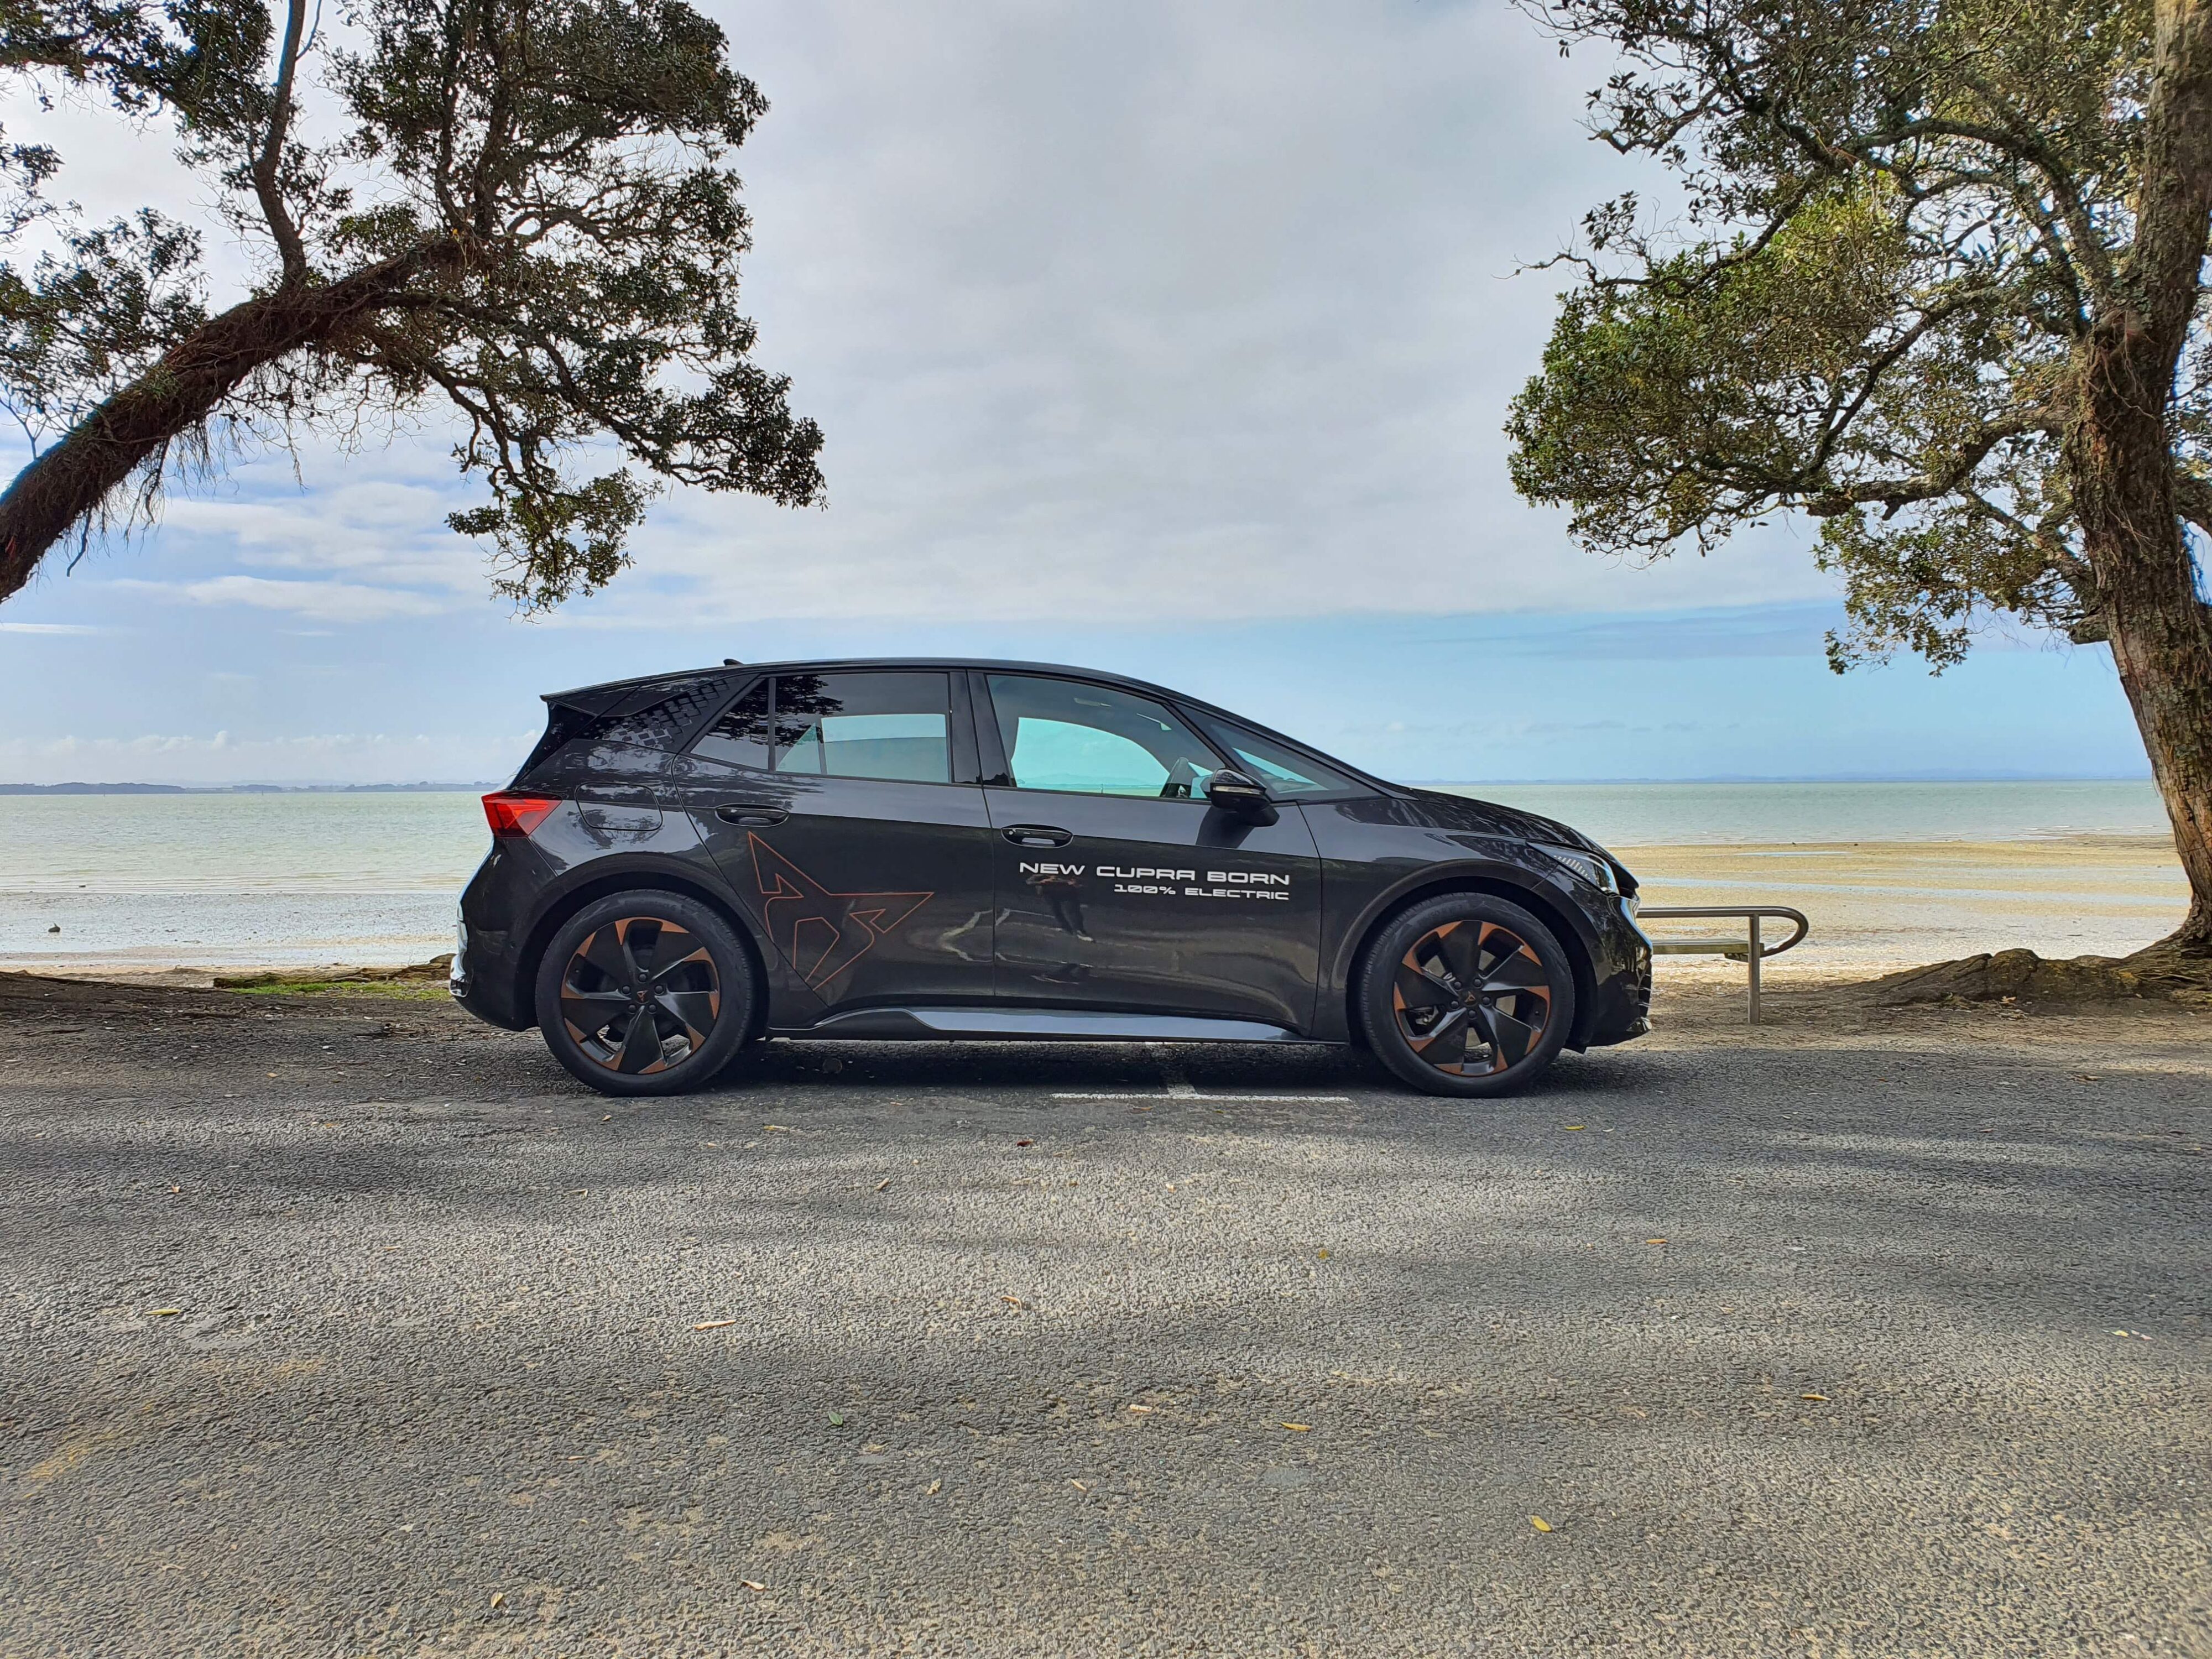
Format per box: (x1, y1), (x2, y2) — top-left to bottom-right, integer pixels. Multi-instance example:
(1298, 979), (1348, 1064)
(1635, 905), (1810, 1025)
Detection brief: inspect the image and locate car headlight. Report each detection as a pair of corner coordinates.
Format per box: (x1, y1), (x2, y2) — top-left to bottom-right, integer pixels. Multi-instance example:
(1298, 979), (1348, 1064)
(1537, 843), (1619, 894)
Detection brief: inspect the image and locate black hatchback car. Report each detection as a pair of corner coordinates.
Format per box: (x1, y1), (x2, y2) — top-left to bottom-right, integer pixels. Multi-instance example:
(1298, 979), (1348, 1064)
(453, 660), (1652, 1097)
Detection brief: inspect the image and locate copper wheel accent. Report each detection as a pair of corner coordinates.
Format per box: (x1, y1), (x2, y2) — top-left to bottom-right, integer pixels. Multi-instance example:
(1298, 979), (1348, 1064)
(559, 917), (722, 1074)
(1390, 919), (1553, 1076)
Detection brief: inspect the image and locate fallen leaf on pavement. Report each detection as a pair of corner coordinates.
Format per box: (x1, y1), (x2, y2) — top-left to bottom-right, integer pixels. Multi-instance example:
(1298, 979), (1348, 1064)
(1001, 1295), (1025, 1307)
(742, 1580), (767, 1593)
(149, 1308), (181, 1317)
(828, 1411), (846, 1427)
(1801, 1392), (1829, 1402)
(1563, 1125), (1584, 1131)
(763, 1124), (792, 1133)
(1280, 1421), (1311, 1432)
(1530, 1516), (1553, 1532)
(692, 1319), (736, 1331)
(874, 1179), (889, 1192)
(489, 1593), (505, 1608)
(1128, 1404), (1154, 1413)
(1645, 1238), (1666, 1244)
(1070, 1479), (1089, 1491)
(927, 1479), (942, 1495)
(1015, 1138), (1033, 1146)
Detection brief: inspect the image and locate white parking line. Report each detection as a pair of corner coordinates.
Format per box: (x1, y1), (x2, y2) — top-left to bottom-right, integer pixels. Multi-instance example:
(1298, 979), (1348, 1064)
(1146, 1041), (1200, 1098)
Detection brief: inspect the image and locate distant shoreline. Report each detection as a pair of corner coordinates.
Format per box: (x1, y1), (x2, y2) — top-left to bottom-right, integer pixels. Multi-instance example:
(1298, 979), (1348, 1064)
(0, 775), (2154, 794)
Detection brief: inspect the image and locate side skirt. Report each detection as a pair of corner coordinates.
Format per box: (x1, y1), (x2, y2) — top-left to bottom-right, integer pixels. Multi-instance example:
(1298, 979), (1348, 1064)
(779, 1007), (1326, 1044)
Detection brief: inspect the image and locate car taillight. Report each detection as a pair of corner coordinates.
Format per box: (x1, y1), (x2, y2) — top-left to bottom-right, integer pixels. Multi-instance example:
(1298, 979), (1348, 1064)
(483, 791), (560, 839)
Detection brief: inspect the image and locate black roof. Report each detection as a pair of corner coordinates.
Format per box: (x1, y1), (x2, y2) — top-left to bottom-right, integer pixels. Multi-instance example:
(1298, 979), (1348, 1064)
(544, 657), (1397, 792)
(549, 658), (1197, 705)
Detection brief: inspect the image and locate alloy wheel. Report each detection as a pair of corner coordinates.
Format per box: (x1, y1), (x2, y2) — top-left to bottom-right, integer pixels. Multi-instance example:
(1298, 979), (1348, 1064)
(558, 916), (722, 1075)
(1390, 919), (1554, 1076)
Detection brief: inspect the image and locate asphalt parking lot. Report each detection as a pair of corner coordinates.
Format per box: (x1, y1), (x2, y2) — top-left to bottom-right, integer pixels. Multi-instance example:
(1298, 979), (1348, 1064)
(1, 973), (2207, 1656)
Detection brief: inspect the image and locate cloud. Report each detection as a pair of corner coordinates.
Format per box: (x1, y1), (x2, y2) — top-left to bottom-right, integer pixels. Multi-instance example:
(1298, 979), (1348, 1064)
(111, 575), (452, 621)
(0, 621), (103, 634)
(0, 728), (538, 786)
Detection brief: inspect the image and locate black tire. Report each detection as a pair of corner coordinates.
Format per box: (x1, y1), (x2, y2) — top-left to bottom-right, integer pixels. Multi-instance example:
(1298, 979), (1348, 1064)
(533, 892), (758, 1097)
(1355, 894), (1576, 1098)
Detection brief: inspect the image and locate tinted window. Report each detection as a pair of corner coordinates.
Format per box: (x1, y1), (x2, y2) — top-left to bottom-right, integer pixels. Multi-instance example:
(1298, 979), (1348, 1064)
(1192, 714), (1365, 799)
(589, 679), (728, 750)
(987, 675), (1222, 797)
(693, 681), (771, 769)
(773, 672), (952, 782)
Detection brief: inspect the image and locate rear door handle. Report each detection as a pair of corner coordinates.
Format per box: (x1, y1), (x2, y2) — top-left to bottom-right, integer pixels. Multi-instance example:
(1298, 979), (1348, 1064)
(1002, 824), (1073, 848)
(716, 804), (789, 826)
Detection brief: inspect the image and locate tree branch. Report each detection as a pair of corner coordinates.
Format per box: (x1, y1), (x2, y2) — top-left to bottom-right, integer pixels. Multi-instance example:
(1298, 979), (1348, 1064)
(1804, 415), (2058, 516)
(251, 0), (310, 282)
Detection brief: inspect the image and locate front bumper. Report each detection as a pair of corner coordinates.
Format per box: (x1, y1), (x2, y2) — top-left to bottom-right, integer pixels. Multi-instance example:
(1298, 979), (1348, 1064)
(1579, 895), (1653, 1047)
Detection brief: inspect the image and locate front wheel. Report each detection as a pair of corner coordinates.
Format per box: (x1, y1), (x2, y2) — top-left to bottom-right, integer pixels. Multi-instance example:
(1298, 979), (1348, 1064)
(533, 892), (758, 1096)
(1356, 894), (1576, 1097)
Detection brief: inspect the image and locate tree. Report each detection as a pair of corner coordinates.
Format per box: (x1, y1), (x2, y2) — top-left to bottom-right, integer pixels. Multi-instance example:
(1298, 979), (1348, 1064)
(1507, 0), (2212, 966)
(0, 0), (823, 612)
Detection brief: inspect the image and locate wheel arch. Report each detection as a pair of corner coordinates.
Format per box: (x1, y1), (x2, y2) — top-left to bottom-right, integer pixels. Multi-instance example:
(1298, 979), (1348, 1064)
(515, 866), (772, 1040)
(1339, 873), (1600, 1052)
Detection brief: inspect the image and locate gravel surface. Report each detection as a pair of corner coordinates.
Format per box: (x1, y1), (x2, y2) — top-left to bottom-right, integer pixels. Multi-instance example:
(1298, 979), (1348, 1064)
(2, 972), (2207, 1657)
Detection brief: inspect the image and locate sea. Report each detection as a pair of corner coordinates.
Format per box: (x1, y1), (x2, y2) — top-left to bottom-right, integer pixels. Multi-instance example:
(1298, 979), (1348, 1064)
(0, 780), (2179, 970)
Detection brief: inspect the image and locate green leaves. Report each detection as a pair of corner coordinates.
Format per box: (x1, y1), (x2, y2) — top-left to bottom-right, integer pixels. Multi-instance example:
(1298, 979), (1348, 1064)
(0, 0), (822, 607)
(1506, 0), (2150, 669)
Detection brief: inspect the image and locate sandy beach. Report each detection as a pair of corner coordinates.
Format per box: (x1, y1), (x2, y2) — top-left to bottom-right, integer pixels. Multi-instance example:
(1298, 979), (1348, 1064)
(1, 788), (2192, 981)
(1628, 833), (2190, 977)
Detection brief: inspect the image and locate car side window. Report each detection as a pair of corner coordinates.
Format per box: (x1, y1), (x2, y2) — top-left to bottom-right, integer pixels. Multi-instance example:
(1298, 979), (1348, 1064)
(775, 671), (953, 782)
(691, 672), (953, 782)
(692, 680), (772, 770)
(987, 675), (1223, 797)
(1192, 714), (1365, 799)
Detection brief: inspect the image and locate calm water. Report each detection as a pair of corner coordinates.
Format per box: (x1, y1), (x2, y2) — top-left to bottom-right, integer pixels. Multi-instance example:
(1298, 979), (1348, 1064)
(0, 781), (2176, 968)
(1437, 779), (2172, 847)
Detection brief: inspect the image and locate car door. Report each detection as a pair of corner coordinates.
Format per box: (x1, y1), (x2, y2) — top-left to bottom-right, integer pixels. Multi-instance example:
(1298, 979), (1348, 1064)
(973, 671), (1322, 1030)
(664, 669), (997, 1018)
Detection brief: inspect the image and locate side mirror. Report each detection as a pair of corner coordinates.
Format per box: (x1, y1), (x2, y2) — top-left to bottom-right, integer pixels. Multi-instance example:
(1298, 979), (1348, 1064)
(1203, 768), (1277, 823)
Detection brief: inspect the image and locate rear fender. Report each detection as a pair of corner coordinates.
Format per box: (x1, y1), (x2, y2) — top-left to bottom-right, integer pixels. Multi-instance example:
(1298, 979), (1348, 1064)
(512, 854), (780, 1040)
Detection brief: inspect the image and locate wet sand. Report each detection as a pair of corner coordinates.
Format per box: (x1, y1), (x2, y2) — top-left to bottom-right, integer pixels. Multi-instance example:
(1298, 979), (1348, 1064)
(1628, 834), (2189, 978)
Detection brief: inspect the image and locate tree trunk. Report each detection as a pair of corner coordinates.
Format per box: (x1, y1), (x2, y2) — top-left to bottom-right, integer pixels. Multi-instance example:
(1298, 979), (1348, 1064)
(2073, 424), (2212, 952)
(0, 255), (423, 602)
(2063, 0), (2212, 957)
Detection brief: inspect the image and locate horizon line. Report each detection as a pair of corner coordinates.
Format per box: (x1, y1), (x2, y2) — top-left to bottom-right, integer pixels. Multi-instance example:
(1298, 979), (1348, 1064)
(0, 773), (2160, 794)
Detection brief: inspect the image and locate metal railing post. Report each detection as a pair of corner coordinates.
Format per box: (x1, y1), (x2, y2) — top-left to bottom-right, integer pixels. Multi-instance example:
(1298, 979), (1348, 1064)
(1634, 905), (1808, 1025)
(1747, 911), (1762, 1025)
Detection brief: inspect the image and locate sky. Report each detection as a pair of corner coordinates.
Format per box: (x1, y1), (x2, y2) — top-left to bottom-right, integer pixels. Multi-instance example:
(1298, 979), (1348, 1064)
(0, 0), (2153, 786)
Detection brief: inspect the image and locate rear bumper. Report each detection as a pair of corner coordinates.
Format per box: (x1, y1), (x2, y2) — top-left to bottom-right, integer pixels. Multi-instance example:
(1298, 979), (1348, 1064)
(450, 848), (536, 1031)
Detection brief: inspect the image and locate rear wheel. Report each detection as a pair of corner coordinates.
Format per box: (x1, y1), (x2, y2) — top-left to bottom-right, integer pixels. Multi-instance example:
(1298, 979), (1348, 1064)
(533, 893), (758, 1096)
(1357, 894), (1575, 1097)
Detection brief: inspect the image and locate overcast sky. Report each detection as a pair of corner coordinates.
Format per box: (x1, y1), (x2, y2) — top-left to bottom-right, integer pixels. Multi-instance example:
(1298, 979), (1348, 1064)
(0, 0), (2146, 784)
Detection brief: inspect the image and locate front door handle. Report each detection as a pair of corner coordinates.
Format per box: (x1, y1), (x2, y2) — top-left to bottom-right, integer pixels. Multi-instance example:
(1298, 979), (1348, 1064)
(716, 804), (789, 826)
(1002, 824), (1073, 848)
